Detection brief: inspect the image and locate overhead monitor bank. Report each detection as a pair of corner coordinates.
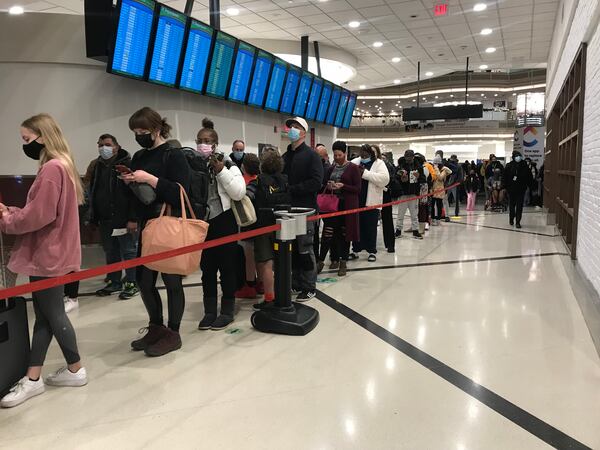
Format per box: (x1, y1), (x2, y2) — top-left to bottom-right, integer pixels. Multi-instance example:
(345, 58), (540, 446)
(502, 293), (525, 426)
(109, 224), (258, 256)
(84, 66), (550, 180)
(105, 0), (356, 128)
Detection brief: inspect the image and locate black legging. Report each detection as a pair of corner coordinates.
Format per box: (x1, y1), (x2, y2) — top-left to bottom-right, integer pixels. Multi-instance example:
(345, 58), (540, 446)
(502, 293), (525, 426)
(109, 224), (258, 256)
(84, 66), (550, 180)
(201, 209), (239, 317)
(137, 267), (185, 332)
(319, 216), (350, 262)
(30, 277), (80, 366)
(137, 223), (185, 332)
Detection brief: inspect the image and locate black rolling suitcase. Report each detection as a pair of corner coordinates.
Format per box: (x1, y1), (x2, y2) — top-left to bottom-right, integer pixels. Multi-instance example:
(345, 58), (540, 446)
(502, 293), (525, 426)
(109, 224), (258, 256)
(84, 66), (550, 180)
(0, 232), (30, 398)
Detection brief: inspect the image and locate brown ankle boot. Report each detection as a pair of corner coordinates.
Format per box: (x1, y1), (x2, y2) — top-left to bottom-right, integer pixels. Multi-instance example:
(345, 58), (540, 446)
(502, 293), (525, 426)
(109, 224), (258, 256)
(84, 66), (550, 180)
(338, 261), (347, 277)
(144, 328), (182, 357)
(131, 324), (168, 351)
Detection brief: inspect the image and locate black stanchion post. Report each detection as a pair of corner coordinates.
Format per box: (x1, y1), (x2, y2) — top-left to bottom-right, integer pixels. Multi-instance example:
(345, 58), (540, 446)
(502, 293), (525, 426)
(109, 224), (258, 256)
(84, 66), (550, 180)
(251, 208), (320, 336)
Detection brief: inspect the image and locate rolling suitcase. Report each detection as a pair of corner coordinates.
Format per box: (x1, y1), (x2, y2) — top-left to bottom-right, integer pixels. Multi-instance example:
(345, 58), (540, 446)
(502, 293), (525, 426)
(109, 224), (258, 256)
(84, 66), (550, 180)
(0, 232), (30, 398)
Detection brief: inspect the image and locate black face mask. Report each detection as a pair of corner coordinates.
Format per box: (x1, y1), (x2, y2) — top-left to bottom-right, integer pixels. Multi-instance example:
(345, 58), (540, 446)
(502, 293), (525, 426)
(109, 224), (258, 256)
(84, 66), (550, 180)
(23, 140), (44, 160)
(135, 133), (155, 149)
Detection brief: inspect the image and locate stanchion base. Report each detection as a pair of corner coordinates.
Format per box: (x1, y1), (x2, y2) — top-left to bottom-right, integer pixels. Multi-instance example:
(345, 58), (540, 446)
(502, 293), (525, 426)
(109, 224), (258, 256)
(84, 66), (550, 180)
(251, 303), (319, 336)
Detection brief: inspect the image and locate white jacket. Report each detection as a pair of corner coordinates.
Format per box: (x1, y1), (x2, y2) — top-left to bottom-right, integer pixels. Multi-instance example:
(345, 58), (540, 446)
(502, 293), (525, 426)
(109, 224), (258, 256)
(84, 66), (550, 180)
(351, 158), (390, 209)
(215, 164), (246, 211)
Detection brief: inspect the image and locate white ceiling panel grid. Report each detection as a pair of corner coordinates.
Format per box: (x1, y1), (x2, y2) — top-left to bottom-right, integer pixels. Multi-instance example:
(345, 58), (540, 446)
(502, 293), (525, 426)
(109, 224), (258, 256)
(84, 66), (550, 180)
(0, 0), (559, 90)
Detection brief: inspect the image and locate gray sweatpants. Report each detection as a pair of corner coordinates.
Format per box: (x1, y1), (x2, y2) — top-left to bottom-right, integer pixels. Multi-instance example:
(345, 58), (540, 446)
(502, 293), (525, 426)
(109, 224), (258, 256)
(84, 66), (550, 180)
(29, 276), (81, 366)
(396, 196), (419, 231)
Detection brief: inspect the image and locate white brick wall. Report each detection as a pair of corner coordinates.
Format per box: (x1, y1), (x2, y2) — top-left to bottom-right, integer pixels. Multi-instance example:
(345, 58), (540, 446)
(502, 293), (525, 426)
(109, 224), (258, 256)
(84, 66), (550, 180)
(577, 24), (600, 293)
(546, 0), (600, 293)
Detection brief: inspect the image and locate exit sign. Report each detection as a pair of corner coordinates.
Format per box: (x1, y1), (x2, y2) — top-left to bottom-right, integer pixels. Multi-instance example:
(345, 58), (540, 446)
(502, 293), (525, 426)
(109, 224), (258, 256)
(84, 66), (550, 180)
(434, 3), (448, 16)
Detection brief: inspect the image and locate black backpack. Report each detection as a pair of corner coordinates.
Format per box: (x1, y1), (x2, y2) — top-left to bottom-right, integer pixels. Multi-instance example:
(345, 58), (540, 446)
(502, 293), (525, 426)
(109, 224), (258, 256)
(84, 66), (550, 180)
(254, 173), (291, 225)
(385, 161), (402, 198)
(164, 147), (211, 220)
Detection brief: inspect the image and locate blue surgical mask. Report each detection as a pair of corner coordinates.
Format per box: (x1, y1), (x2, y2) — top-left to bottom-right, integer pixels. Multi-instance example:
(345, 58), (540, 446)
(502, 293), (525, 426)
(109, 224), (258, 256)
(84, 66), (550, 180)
(232, 151), (244, 160)
(515, 156), (522, 163)
(99, 145), (114, 160)
(288, 128), (301, 142)
(361, 157), (371, 164)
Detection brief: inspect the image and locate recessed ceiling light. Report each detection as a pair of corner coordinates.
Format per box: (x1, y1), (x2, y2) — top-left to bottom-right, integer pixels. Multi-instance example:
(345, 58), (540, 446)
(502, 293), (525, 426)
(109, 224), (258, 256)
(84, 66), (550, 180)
(349, 21), (360, 28)
(373, 41), (383, 48)
(393, 79), (401, 84)
(359, 85), (366, 89)
(481, 28), (492, 35)
(485, 47), (496, 53)
(473, 3), (487, 12)
(425, 71), (433, 76)
(479, 64), (488, 69)
(435, 96), (439, 99)
(412, 99), (416, 102)
(380, 101), (383, 103)
(481, 93), (485, 97)
(392, 57), (401, 63)
(9, 5), (24, 14)
(450, 94), (454, 97)
(226, 7), (240, 15)
(494, 94), (498, 97)
(362, 101), (365, 104)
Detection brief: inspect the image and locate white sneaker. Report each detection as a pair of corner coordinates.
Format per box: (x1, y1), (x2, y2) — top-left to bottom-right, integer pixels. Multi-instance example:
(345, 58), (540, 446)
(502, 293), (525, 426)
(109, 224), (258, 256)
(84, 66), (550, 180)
(0, 377), (45, 408)
(45, 367), (88, 387)
(64, 297), (79, 313)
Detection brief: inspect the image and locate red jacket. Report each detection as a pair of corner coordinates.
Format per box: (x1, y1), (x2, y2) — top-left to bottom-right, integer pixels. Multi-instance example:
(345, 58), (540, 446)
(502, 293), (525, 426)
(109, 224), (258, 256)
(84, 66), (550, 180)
(0, 159), (81, 277)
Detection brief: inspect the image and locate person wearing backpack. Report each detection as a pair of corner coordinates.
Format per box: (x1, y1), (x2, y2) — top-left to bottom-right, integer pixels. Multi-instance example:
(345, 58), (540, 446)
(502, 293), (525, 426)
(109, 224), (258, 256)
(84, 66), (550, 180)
(316, 140), (361, 276)
(395, 149), (424, 240)
(376, 146), (398, 252)
(195, 118), (246, 331)
(247, 149), (291, 309)
(122, 107), (191, 357)
(235, 153), (262, 300)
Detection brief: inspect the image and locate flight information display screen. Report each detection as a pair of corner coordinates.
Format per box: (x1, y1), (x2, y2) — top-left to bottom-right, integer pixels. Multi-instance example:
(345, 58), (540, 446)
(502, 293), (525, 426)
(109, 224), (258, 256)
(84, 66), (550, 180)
(228, 41), (256, 104)
(304, 78), (322, 121)
(293, 72), (313, 117)
(264, 59), (287, 111)
(148, 6), (186, 87)
(342, 94), (357, 129)
(205, 31), (236, 98)
(279, 67), (301, 114)
(178, 19), (213, 93)
(326, 86), (342, 125)
(316, 82), (333, 123)
(109, 0), (156, 79)
(247, 50), (273, 107)
(334, 90), (350, 128)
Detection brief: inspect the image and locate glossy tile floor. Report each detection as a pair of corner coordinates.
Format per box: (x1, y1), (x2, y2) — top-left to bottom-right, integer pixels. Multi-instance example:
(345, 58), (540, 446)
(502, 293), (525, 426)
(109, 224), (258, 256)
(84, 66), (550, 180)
(2, 207), (600, 449)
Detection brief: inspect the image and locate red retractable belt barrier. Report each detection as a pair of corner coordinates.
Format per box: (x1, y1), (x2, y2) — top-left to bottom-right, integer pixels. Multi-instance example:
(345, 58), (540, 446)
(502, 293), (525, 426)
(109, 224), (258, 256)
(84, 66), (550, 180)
(0, 182), (460, 300)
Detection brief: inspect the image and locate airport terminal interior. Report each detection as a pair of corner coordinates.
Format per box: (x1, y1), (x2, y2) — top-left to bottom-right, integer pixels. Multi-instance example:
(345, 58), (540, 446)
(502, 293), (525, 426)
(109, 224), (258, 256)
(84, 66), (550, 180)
(1, 0), (600, 449)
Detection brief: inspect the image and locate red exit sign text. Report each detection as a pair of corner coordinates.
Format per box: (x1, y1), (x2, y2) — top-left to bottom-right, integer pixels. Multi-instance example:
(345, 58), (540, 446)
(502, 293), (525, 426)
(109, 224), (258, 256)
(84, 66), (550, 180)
(434, 3), (448, 16)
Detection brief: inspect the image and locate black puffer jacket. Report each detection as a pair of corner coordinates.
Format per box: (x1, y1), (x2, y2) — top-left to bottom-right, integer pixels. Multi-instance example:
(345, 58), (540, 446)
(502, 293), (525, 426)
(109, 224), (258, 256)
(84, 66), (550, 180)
(88, 148), (137, 228)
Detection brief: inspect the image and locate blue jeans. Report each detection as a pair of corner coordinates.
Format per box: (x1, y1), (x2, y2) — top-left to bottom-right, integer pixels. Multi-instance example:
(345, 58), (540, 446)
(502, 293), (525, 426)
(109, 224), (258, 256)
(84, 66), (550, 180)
(99, 221), (138, 285)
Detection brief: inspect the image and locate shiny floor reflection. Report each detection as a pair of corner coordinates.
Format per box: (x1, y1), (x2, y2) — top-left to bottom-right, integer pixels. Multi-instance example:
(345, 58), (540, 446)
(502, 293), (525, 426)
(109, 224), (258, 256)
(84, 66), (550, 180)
(1, 208), (598, 449)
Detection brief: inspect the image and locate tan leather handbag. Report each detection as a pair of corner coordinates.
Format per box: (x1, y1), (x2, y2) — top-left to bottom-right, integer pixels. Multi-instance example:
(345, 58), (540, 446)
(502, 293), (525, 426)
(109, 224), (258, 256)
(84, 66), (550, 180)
(142, 184), (209, 275)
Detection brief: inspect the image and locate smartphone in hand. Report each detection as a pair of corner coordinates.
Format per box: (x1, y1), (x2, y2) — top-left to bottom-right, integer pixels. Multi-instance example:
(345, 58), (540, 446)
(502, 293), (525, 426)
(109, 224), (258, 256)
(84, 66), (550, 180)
(114, 164), (132, 175)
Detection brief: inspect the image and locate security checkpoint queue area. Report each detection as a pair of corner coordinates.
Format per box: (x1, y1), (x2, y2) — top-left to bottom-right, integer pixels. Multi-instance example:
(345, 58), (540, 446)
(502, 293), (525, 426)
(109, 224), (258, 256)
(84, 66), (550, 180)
(1, 0), (600, 449)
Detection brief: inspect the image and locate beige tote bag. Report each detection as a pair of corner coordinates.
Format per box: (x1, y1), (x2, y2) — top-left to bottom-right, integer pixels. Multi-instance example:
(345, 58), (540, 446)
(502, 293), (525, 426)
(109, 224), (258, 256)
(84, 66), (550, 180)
(142, 184), (209, 275)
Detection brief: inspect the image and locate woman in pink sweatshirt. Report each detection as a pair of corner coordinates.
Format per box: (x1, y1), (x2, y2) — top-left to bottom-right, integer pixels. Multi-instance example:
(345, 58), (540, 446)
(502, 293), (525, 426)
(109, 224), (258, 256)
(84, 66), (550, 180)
(0, 113), (88, 408)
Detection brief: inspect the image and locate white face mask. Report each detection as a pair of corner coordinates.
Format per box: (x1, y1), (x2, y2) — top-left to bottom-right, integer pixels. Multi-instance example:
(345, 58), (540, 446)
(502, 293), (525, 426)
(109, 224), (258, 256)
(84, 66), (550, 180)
(99, 145), (114, 160)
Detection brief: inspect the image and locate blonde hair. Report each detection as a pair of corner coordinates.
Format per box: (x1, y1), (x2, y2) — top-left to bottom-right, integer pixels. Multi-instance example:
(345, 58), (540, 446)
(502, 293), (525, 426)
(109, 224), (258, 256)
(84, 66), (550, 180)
(21, 113), (84, 205)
